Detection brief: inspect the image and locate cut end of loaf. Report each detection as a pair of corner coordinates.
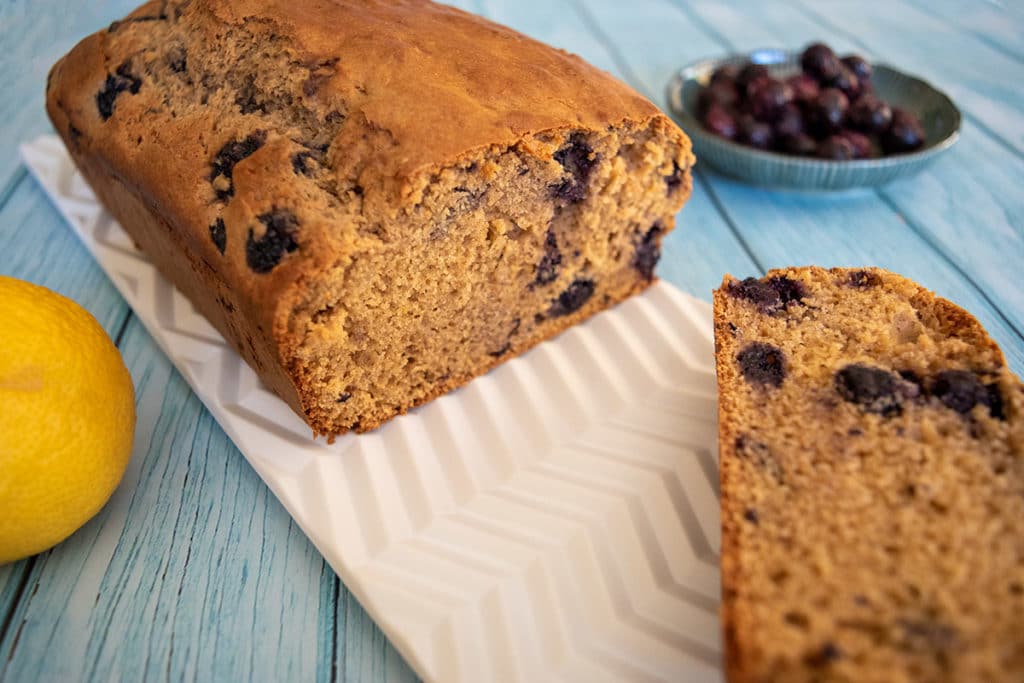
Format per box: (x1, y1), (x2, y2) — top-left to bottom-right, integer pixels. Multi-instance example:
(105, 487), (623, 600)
(290, 119), (693, 436)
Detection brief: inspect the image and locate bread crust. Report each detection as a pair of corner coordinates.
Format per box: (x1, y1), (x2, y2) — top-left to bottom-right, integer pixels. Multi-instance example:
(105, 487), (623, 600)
(46, 0), (692, 436)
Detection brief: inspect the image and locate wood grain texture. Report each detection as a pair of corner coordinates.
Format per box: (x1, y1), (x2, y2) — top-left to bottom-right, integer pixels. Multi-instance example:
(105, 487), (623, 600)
(1, 1), (1022, 681)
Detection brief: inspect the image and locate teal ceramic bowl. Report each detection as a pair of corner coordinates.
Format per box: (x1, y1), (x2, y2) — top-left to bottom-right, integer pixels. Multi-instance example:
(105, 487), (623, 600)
(666, 49), (961, 190)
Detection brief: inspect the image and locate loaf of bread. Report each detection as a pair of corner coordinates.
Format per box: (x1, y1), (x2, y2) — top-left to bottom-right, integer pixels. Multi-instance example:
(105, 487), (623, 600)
(46, 0), (693, 436)
(713, 267), (1024, 683)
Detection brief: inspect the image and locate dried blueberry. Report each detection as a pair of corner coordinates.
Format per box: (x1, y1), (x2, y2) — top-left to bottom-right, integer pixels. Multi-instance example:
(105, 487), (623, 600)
(664, 161), (686, 195)
(848, 269), (882, 288)
(842, 55), (872, 83)
(697, 80), (739, 116)
(167, 48), (187, 74)
(738, 115), (773, 150)
(96, 62), (142, 121)
(774, 103), (804, 138)
(210, 131), (266, 201)
(550, 134), (597, 204)
(883, 108), (926, 154)
(246, 209), (299, 273)
(549, 279), (595, 317)
(848, 94), (892, 134)
(336, 392), (352, 403)
(209, 218), (226, 254)
(702, 103), (739, 140)
(808, 88), (849, 137)
(746, 78), (793, 122)
(726, 275), (805, 314)
(817, 135), (856, 161)
(801, 43), (842, 83)
(736, 63), (770, 95)
(743, 508), (760, 524)
(835, 364), (903, 416)
(534, 229), (561, 285)
(931, 370), (993, 415)
(633, 223), (663, 281)
(291, 151), (316, 176)
(737, 342), (786, 388)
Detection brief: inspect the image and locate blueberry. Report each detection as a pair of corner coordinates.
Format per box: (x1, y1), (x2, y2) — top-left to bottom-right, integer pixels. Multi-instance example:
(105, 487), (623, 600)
(336, 392), (352, 403)
(835, 364), (903, 416)
(801, 43), (842, 83)
(736, 63), (770, 93)
(291, 151), (316, 176)
(883, 108), (925, 154)
(786, 73), (820, 103)
(847, 269), (882, 287)
(702, 104), (738, 140)
(805, 642), (843, 667)
(550, 134), (597, 204)
(738, 115), (773, 150)
(930, 370), (991, 415)
(841, 55), (872, 83)
(726, 275), (805, 314)
(774, 103), (804, 138)
(210, 131), (266, 200)
(549, 279), (595, 317)
(737, 342), (786, 388)
(817, 135), (856, 161)
(488, 318), (521, 358)
(633, 223), (663, 281)
(840, 131), (873, 159)
(246, 209), (299, 273)
(744, 508), (760, 524)
(96, 62), (142, 121)
(828, 65), (862, 100)
(848, 94), (892, 134)
(808, 88), (849, 137)
(698, 80), (739, 116)
(534, 229), (561, 285)
(746, 78), (793, 122)
(209, 218), (226, 254)
(664, 161), (686, 195)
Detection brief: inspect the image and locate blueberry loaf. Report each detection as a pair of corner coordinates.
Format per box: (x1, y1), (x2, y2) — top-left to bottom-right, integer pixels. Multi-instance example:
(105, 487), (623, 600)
(713, 267), (1024, 683)
(45, 0), (693, 436)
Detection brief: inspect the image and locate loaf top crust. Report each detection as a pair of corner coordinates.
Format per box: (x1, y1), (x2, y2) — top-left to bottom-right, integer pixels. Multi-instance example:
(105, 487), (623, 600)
(46, 0), (685, 356)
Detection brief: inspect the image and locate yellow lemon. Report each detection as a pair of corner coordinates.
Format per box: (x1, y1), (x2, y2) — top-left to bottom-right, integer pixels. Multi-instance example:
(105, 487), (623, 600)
(0, 276), (135, 564)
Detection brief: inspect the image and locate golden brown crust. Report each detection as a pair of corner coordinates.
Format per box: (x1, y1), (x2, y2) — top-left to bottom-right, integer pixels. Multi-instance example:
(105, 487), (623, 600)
(714, 266), (1024, 683)
(46, 0), (692, 436)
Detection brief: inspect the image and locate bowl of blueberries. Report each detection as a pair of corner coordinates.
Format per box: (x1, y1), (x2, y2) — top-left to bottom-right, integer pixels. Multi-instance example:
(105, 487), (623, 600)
(666, 42), (961, 190)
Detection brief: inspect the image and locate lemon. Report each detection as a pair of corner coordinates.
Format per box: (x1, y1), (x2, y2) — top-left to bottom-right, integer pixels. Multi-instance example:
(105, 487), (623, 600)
(0, 276), (135, 564)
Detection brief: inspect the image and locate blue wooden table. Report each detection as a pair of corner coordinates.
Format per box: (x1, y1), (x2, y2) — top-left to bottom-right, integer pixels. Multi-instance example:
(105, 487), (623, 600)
(1, 1), (1022, 680)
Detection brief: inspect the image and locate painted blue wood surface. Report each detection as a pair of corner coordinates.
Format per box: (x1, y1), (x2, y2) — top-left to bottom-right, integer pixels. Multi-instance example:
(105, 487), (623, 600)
(1, 1), (1022, 681)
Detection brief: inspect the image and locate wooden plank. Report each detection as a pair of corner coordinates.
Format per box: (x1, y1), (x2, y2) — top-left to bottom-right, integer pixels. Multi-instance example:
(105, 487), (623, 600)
(0, 318), (328, 681)
(901, 0), (1024, 63)
(0, 175), (129, 337)
(0, 2), (138, 194)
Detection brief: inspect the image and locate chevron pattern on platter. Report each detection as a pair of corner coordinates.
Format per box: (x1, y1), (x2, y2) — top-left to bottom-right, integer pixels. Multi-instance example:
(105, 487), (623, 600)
(21, 135), (725, 683)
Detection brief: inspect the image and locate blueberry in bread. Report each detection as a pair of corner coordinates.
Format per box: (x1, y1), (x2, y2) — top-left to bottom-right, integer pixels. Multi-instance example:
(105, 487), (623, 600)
(713, 267), (1024, 682)
(45, 0), (694, 437)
